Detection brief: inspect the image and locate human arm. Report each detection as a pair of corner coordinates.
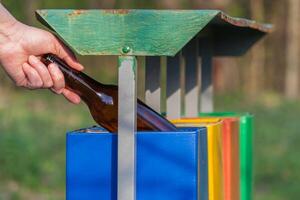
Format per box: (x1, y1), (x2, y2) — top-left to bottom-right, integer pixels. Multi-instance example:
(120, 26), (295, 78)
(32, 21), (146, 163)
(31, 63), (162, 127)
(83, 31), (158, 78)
(0, 3), (83, 104)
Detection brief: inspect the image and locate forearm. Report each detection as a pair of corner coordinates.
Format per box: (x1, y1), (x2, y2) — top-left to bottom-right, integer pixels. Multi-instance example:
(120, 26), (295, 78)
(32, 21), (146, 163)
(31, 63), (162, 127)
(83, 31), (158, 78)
(0, 3), (19, 43)
(0, 3), (17, 26)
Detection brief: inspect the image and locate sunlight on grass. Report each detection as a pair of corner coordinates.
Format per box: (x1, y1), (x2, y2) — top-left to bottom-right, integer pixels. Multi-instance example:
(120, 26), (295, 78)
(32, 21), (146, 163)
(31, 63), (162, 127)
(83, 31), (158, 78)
(216, 92), (300, 200)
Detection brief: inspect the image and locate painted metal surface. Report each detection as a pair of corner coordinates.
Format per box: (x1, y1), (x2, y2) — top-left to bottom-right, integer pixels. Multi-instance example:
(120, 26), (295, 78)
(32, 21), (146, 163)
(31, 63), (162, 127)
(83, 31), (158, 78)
(145, 56), (161, 113)
(66, 127), (203, 200)
(199, 37), (214, 113)
(206, 121), (224, 200)
(239, 115), (253, 200)
(222, 118), (240, 200)
(166, 53), (182, 119)
(36, 9), (272, 56)
(178, 117), (240, 200)
(118, 56), (137, 200)
(198, 126), (209, 200)
(172, 118), (224, 200)
(200, 112), (253, 200)
(172, 120), (209, 200)
(183, 38), (199, 117)
(136, 56), (146, 101)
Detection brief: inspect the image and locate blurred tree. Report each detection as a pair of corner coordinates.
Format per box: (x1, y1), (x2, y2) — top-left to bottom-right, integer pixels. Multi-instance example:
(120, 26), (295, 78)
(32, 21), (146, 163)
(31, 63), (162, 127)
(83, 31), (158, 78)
(88, 0), (116, 8)
(115, 0), (135, 8)
(285, 0), (300, 99)
(189, 0), (231, 9)
(246, 0), (266, 98)
(24, 0), (38, 25)
(159, 0), (182, 9)
(262, 0), (286, 93)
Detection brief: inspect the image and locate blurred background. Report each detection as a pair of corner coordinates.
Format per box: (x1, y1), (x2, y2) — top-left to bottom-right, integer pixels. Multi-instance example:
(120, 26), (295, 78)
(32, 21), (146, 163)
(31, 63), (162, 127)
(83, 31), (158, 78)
(0, 0), (298, 199)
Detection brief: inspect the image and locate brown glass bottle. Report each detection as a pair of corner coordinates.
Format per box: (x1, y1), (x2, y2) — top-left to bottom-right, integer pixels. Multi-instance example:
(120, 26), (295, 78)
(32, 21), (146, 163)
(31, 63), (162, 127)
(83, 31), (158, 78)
(42, 54), (177, 133)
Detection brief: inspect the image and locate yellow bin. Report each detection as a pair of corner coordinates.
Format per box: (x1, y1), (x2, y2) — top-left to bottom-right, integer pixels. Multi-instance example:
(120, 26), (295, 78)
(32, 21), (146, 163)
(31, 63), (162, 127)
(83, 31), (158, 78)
(172, 118), (224, 200)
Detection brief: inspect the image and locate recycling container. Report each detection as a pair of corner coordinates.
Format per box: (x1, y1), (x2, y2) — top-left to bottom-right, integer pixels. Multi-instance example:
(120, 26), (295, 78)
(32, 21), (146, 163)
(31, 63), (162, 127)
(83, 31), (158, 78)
(66, 126), (207, 200)
(172, 118), (224, 200)
(200, 113), (253, 200)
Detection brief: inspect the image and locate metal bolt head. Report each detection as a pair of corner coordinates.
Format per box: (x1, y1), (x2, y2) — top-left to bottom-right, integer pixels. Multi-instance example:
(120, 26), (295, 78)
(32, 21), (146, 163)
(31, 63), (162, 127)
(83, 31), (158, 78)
(122, 46), (131, 54)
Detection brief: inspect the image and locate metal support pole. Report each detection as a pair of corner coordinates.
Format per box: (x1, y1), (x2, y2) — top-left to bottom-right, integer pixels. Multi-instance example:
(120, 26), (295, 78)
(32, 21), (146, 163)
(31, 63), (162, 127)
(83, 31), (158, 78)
(183, 39), (200, 117)
(118, 56), (137, 200)
(166, 53), (182, 119)
(145, 56), (161, 113)
(137, 56), (146, 102)
(199, 37), (214, 113)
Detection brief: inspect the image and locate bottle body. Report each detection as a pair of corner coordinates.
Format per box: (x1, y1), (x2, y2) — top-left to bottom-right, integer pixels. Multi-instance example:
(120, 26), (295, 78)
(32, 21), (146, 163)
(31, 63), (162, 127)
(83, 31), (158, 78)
(42, 54), (177, 133)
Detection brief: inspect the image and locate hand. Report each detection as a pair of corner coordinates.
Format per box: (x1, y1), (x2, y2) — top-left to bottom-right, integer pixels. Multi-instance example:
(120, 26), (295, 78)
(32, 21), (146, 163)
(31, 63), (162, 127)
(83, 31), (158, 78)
(0, 21), (84, 104)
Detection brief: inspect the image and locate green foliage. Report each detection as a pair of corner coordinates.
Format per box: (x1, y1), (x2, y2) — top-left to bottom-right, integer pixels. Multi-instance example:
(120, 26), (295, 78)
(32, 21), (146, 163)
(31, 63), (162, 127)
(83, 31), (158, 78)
(0, 89), (94, 199)
(1, 0), (25, 19)
(216, 93), (300, 200)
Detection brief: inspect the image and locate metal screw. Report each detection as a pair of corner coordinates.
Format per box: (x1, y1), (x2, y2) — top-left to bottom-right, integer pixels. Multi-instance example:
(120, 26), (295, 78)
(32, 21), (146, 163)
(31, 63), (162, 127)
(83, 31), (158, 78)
(122, 46), (131, 54)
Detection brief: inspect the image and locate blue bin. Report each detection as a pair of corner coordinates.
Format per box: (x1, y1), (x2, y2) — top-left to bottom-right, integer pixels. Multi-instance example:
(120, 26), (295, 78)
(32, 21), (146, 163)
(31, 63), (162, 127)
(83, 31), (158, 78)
(66, 127), (208, 200)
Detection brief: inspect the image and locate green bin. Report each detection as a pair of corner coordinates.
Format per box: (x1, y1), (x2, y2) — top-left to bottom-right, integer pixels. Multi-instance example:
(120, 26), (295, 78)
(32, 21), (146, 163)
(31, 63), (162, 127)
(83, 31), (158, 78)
(200, 112), (253, 200)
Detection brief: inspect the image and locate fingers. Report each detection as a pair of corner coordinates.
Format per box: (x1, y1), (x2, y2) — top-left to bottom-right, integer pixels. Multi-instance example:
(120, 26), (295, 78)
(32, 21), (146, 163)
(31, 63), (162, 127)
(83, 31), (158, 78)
(48, 63), (65, 94)
(49, 88), (81, 104)
(28, 55), (53, 88)
(25, 55), (81, 105)
(24, 56), (65, 94)
(25, 56), (65, 92)
(22, 56), (81, 104)
(62, 88), (81, 104)
(52, 37), (84, 71)
(22, 63), (43, 89)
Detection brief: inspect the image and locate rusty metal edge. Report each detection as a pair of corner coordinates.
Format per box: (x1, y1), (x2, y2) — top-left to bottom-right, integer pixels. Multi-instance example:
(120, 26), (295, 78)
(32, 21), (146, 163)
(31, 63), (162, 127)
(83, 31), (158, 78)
(217, 11), (274, 33)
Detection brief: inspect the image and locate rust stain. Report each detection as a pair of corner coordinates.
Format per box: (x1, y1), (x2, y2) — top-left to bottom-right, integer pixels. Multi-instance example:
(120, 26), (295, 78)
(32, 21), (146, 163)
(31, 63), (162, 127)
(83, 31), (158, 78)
(103, 9), (130, 15)
(68, 10), (87, 18)
(220, 12), (273, 33)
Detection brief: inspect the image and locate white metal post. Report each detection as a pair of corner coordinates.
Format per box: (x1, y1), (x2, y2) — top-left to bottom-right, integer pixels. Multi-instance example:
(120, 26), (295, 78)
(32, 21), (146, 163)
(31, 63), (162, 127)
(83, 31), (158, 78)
(183, 39), (200, 117)
(199, 37), (214, 112)
(118, 56), (137, 200)
(166, 53), (183, 119)
(145, 56), (161, 113)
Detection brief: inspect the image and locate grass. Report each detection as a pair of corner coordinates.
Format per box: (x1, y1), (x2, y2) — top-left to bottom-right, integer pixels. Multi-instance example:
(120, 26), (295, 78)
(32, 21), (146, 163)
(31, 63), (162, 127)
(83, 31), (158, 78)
(215, 92), (300, 200)
(0, 87), (94, 200)
(0, 88), (299, 199)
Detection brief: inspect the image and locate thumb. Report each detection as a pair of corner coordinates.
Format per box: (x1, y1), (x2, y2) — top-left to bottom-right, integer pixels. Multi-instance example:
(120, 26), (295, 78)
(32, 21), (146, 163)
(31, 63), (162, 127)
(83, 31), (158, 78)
(51, 36), (84, 71)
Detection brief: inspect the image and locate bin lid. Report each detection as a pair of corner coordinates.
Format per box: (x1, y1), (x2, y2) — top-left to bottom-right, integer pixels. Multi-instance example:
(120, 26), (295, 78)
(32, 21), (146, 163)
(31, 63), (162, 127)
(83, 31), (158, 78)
(36, 9), (272, 56)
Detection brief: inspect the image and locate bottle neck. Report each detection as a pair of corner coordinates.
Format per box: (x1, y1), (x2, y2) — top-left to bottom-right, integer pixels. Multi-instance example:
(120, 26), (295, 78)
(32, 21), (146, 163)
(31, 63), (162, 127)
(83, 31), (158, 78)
(42, 54), (102, 101)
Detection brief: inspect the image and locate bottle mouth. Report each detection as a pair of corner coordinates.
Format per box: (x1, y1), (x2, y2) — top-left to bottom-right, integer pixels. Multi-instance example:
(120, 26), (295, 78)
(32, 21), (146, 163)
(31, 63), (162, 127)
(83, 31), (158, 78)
(41, 54), (55, 66)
